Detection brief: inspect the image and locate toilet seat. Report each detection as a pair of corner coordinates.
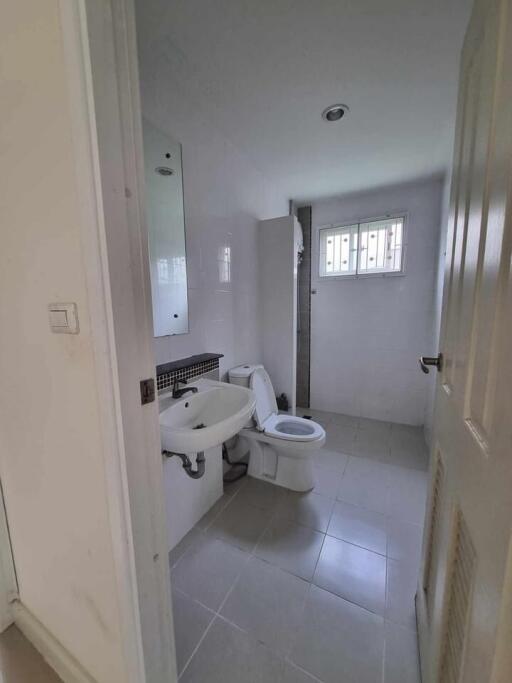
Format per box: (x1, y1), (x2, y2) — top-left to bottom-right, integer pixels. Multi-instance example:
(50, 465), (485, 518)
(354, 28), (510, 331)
(261, 414), (324, 442)
(248, 367), (325, 443)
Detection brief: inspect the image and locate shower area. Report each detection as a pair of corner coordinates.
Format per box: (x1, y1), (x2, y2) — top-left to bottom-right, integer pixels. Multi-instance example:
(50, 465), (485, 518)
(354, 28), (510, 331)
(296, 206), (312, 408)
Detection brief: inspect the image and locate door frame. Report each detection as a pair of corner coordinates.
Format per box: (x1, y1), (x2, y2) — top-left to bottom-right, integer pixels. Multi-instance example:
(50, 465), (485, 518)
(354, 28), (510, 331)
(0, 478), (18, 633)
(40, 1), (178, 682)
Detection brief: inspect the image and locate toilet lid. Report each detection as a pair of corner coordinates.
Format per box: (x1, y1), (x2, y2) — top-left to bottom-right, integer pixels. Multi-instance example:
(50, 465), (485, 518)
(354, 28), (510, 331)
(249, 367), (278, 429)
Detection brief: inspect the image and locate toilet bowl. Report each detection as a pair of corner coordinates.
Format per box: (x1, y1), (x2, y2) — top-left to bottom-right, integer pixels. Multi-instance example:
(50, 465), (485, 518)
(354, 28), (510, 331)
(228, 365), (325, 492)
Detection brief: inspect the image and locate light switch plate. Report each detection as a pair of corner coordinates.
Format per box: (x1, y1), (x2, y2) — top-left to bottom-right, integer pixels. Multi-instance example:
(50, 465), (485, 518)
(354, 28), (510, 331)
(48, 303), (79, 334)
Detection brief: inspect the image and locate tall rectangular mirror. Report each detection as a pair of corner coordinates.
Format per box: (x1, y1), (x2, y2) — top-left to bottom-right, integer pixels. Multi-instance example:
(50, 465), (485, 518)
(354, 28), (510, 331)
(142, 119), (189, 337)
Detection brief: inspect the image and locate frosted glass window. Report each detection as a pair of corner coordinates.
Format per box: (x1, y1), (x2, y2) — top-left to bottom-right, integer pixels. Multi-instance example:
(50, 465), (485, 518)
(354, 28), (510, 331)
(218, 245), (231, 283)
(319, 217), (405, 278)
(319, 224), (358, 276)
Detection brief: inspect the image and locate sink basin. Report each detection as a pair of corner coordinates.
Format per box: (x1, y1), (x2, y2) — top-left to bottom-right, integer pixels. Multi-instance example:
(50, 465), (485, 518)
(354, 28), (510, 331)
(159, 378), (255, 454)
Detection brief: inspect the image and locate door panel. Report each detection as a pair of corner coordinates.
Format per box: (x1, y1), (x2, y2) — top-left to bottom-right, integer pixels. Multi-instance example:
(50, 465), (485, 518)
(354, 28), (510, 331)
(417, 1), (512, 682)
(442, 46), (481, 395)
(438, 509), (476, 683)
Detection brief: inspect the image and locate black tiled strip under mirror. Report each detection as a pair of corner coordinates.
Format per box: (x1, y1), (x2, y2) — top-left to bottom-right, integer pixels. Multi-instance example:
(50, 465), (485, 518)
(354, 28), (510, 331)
(156, 353), (224, 392)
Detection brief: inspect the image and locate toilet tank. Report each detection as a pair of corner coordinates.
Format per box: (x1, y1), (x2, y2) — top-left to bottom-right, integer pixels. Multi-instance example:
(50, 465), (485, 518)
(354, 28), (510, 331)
(228, 364), (262, 429)
(228, 364), (263, 388)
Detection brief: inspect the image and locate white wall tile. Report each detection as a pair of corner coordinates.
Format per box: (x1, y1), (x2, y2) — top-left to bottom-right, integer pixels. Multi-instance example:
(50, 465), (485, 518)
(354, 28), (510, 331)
(138, 52), (286, 374)
(310, 178), (443, 425)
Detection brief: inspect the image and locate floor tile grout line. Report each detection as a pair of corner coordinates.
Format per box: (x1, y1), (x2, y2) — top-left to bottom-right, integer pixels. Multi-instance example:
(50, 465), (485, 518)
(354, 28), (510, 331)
(309, 575), (386, 620)
(176, 563), (419, 671)
(208, 609), (328, 682)
(177, 544), (253, 679)
(184, 475), (424, 564)
(171, 479), (250, 570)
(176, 545), (417, 679)
(177, 604), (216, 680)
(172, 419), (427, 678)
(284, 657), (326, 683)
(177, 537), (324, 679)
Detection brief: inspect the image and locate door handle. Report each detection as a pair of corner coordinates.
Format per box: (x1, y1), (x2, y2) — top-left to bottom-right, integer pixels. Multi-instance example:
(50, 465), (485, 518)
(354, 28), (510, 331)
(419, 353), (443, 374)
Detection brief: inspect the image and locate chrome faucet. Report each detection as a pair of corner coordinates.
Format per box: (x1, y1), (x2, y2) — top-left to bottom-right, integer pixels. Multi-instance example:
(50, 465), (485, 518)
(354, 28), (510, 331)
(172, 379), (199, 399)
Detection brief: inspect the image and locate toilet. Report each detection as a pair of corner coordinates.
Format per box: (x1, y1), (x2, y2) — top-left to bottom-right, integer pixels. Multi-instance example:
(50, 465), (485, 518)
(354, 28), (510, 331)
(228, 364), (325, 492)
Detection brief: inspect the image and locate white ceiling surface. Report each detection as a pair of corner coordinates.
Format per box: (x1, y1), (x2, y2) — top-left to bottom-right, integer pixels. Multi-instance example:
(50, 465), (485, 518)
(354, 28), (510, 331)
(136, 0), (472, 203)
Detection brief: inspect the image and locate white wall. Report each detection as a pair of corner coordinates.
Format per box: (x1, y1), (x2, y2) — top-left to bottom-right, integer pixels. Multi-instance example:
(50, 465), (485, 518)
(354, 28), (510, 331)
(163, 445), (222, 551)
(136, 32), (286, 378)
(310, 177), (443, 425)
(260, 216), (298, 412)
(0, 3), (133, 681)
(424, 173), (452, 443)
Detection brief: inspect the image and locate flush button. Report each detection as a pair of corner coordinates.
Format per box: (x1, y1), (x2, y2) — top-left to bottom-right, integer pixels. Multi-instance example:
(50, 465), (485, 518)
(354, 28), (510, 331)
(48, 303), (79, 334)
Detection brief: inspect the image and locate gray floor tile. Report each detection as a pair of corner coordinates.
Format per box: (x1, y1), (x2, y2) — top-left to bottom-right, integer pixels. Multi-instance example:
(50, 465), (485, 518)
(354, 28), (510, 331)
(386, 558), (419, 631)
(255, 517), (325, 581)
(180, 617), (285, 683)
(223, 474), (249, 497)
(337, 456), (391, 515)
(282, 662), (322, 682)
(290, 585), (384, 683)
(384, 621), (421, 683)
(358, 417), (392, 436)
(312, 463), (343, 499)
(389, 423), (425, 446)
(171, 590), (214, 675)
(297, 407), (335, 426)
(275, 490), (335, 533)
(242, 476), (287, 511)
(324, 424), (357, 453)
(169, 527), (203, 569)
(327, 501), (387, 555)
(387, 517), (423, 567)
(381, 443), (429, 471)
(387, 427), (429, 471)
(313, 535), (386, 615)
(172, 535), (248, 610)
(195, 494), (231, 530)
(220, 556), (309, 656)
(329, 413), (359, 430)
(208, 497), (273, 551)
(386, 467), (428, 525)
(170, 417), (430, 683)
(352, 428), (391, 460)
(313, 448), (349, 472)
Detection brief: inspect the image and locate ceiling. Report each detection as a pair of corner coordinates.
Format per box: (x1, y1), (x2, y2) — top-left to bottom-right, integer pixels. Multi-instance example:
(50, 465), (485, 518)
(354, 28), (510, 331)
(136, 0), (472, 203)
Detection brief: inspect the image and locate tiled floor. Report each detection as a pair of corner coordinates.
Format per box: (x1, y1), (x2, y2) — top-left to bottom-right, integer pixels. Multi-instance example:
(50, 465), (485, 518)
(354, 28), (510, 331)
(170, 411), (428, 682)
(0, 625), (62, 682)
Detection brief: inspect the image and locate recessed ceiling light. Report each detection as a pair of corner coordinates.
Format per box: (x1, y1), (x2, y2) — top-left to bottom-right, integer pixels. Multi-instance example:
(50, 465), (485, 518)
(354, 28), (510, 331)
(321, 104), (349, 122)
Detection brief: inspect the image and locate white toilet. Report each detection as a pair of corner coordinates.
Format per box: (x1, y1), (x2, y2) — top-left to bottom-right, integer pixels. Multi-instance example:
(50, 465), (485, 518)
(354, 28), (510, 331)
(228, 364), (325, 492)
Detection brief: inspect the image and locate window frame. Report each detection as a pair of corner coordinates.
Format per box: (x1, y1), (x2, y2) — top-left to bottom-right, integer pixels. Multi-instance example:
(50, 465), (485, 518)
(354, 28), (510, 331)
(317, 213), (408, 280)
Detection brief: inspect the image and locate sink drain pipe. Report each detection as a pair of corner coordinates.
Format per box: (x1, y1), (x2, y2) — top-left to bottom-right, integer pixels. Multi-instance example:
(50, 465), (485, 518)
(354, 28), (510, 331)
(162, 450), (206, 479)
(222, 441), (248, 483)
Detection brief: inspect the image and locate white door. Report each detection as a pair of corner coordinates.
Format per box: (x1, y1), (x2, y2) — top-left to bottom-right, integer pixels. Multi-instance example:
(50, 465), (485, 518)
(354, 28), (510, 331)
(416, 0), (512, 681)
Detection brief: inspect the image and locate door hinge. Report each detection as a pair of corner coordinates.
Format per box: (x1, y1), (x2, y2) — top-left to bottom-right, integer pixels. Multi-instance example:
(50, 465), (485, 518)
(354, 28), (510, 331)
(140, 378), (156, 405)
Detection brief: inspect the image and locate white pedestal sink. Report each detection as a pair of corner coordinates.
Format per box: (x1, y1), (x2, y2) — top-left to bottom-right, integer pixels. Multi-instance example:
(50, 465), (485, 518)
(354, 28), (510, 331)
(159, 378), (255, 454)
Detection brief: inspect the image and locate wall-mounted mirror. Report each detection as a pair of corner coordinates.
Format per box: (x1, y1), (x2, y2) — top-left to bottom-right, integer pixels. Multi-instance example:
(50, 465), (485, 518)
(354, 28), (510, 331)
(142, 119), (189, 337)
